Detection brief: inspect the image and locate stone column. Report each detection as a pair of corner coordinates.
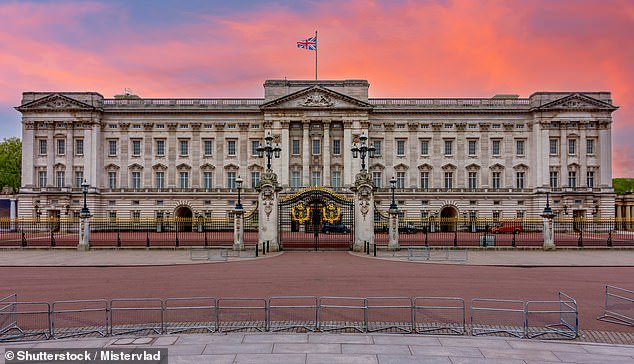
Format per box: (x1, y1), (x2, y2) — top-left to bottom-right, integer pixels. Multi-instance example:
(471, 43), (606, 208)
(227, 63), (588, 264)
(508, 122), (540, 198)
(233, 208), (244, 250)
(9, 199), (16, 231)
(302, 123), (310, 186)
(258, 171), (281, 251)
(78, 215), (91, 251)
(542, 212), (555, 250)
(388, 207), (399, 250)
(626, 205), (632, 231)
(350, 171), (374, 251)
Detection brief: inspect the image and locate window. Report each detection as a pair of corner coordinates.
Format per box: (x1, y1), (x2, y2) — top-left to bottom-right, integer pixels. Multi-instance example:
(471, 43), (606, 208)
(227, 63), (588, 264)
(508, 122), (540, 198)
(331, 170), (342, 187)
(227, 140), (237, 156)
(396, 172), (406, 188)
(420, 172), (429, 189)
(203, 172), (213, 189)
(179, 140), (189, 156)
(179, 171), (189, 189)
(38, 171), (47, 188)
(492, 172), (501, 189)
(132, 140), (141, 156)
(311, 171), (321, 186)
(291, 171), (301, 188)
(131, 172), (141, 189)
(203, 140), (214, 156)
(75, 139), (84, 156)
(372, 140), (382, 156)
(55, 171), (65, 187)
(251, 171), (260, 188)
(108, 140), (117, 156)
(468, 172), (477, 189)
(550, 171), (558, 188)
(291, 140), (301, 155)
(587, 171), (595, 188)
(56, 139), (65, 155)
(516, 140), (525, 156)
(444, 140), (453, 156)
(74, 171), (83, 188)
(396, 140), (406, 156)
(372, 172), (381, 188)
(251, 140), (260, 156)
(586, 139), (595, 155)
(493, 211), (501, 221)
(468, 140), (477, 156)
(108, 172), (117, 189)
(516, 172), (525, 189)
(227, 171), (236, 189)
(153, 139), (164, 157)
(155, 172), (165, 189)
(549, 139), (558, 155)
(492, 140), (501, 156)
(332, 139), (341, 155)
(38, 139), (47, 155)
(568, 139), (576, 155)
(109, 211), (117, 222)
(312, 139), (321, 155)
(444, 172), (453, 189)
(420, 140), (429, 155)
(517, 211), (525, 219)
(568, 171), (577, 188)
(132, 211), (141, 221)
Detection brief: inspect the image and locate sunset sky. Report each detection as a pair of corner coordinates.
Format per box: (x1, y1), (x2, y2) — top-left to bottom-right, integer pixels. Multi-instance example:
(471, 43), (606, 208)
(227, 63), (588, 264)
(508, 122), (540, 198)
(1, 0), (633, 176)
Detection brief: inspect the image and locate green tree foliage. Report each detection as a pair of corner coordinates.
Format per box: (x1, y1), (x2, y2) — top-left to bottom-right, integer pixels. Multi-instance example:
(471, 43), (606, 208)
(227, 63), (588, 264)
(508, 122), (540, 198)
(0, 137), (21, 193)
(613, 178), (634, 195)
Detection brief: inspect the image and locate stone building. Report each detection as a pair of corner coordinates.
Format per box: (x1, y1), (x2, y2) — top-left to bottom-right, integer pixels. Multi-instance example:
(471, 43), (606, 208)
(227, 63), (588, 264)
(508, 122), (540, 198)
(16, 79), (617, 221)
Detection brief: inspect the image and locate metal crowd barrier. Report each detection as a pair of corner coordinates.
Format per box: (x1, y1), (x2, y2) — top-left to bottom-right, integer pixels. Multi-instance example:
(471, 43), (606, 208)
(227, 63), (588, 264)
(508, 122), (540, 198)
(0, 301), (51, 341)
(366, 297), (413, 333)
(414, 297), (466, 335)
(318, 297), (366, 333)
(52, 299), (108, 339)
(471, 299), (526, 338)
(110, 298), (163, 336)
(217, 298), (267, 333)
(407, 247), (468, 262)
(189, 247), (229, 261)
(163, 297), (216, 334)
(597, 285), (634, 326)
(0, 294), (17, 336)
(268, 296), (318, 332)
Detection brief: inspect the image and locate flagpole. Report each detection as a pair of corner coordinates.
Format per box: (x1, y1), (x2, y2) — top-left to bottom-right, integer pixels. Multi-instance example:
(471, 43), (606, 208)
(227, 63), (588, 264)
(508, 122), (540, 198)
(315, 30), (318, 80)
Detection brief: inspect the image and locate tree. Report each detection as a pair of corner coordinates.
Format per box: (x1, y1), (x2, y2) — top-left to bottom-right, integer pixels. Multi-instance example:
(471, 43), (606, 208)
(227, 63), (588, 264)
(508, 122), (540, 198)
(0, 137), (21, 193)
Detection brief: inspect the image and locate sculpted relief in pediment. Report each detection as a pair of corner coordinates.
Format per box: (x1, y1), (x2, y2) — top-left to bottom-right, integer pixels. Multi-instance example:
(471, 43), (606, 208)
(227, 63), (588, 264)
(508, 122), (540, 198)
(300, 92), (334, 107)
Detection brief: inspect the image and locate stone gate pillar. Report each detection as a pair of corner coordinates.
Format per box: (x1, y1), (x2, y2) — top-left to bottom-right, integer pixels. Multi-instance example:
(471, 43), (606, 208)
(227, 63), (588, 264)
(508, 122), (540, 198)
(541, 193), (556, 250)
(257, 171), (281, 251)
(233, 208), (244, 251)
(78, 215), (91, 251)
(388, 207), (399, 250)
(350, 171), (374, 252)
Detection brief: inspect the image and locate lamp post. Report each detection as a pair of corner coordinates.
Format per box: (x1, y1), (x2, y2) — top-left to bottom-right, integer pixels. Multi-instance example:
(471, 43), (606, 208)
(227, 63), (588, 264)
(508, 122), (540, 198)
(80, 180), (90, 217)
(389, 176), (397, 211)
(235, 176), (243, 210)
(351, 133), (375, 172)
(543, 192), (553, 215)
(257, 132), (281, 171)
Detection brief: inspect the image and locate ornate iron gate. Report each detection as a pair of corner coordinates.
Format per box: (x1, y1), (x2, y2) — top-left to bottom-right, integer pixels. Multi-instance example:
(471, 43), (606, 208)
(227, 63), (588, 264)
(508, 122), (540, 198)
(278, 188), (354, 250)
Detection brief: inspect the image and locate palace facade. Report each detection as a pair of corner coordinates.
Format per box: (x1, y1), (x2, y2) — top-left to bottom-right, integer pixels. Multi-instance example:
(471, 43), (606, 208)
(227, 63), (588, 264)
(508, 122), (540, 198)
(16, 79), (617, 221)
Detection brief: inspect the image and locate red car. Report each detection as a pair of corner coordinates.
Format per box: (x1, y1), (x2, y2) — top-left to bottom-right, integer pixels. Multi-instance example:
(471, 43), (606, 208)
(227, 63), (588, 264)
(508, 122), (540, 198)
(489, 220), (523, 234)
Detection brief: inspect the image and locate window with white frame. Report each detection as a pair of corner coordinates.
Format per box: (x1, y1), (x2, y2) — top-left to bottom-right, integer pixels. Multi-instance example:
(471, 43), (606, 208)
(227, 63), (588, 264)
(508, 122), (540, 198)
(179, 171), (189, 189)
(311, 171), (321, 186)
(39, 139), (47, 155)
(131, 140), (141, 156)
(568, 139), (576, 155)
(332, 139), (341, 155)
(468, 140), (477, 156)
(38, 171), (47, 188)
(251, 171), (260, 188)
(516, 172), (525, 189)
(74, 171), (83, 188)
(396, 140), (406, 156)
(492, 172), (501, 189)
(550, 171), (558, 188)
(312, 139), (321, 155)
(396, 172), (406, 188)
(155, 139), (165, 156)
(203, 172), (213, 189)
(75, 139), (84, 156)
(108, 172), (117, 189)
(568, 171), (577, 187)
(55, 171), (65, 187)
(227, 171), (237, 189)
(56, 139), (65, 155)
(291, 171), (301, 188)
(179, 140), (189, 156)
(586, 139), (595, 155)
(291, 140), (300, 155)
(251, 140), (260, 156)
(227, 140), (237, 156)
(155, 171), (165, 189)
(516, 140), (525, 156)
(491, 139), (501, 156)
(444, 140), (453, 156)
(372, 171), (382, 188)
(420, 140), (429, 155)
(131, 172), (141, 189)
(108, 140), (117, 156)
(331, 170), (342, 187)
(549, 139), (558, 155)
(444, 172), (453, 189)
(203, 140), (214, 156)
(372, 140), (382, 156)
(420, 172), (429, 189)
(468, 172), (477, 189)
(587, 171), (595, 188)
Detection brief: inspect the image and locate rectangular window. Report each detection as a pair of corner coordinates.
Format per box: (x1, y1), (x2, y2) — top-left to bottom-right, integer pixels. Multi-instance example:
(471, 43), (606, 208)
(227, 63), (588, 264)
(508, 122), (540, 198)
(179, 171), (189, 189)
(492, 172), (501, 189)
(549, 139), (558, 155)
(444, 172), (453, 189)
(311, 171), (321, 186)
(251, 171), (260, 189)
(38, 171), (47, 188)
(444, 140), (453, 156)
(312, 139), (321, 155)
(109, 211), (117, 222)
(568, 171), (577, 188)
(420, 140), (430, 155)
(75, 139), (84, 156)
(396, 172), (406, 188)
(291, 139), (301, 155)
(56, 171), (65, 187)
(492, 140), (501, 156)
(132, 140), (141, 156)
(468, 172), (477, 189)
(291, 171), (301, 188)
(203, 172), (213, 189)
(372, 172), (381, 188)
(156, 140), (165, 156)
(372, 140), (382, 156)
(420, 172), (429, 189)
(332, 139), (341, 155)
(56, 139), (65, 155)
(516, 172), (525, 189)
(108, 172), (117, 189)
(74, 171), (83, 188)
(203, 140), (214, 156)
(396, 140), (406, 156)
(586, 139), (595, 155)
(108, 140), (117, 156)
(331, 170), (342, 187)
(155, 171), (165, 189)
(132, 211), (141, 221)
(179, 140), (189, 156)
(227, 140), (237, 156)
(468, 140), (477, 156)
(516, 140), (525, 156)
(550, 171), (558, 188)
(587, 171), (595, 188)
(251, 140), (260, 156)
(131, 172), (141, 189)
(568, 139), (576, 155)
(227, 171), (236, 189)
(39, 140), (47, 155)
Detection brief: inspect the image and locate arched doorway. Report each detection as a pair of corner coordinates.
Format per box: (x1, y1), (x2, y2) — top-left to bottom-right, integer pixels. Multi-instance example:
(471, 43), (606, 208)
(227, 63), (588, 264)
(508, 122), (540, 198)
(440, 206), (458, 232)
(174, 206), (193, 232)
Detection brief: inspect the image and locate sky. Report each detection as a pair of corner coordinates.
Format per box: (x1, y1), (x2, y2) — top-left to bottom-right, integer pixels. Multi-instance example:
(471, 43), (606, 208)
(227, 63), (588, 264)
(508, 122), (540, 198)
(1, 0), (633, 175)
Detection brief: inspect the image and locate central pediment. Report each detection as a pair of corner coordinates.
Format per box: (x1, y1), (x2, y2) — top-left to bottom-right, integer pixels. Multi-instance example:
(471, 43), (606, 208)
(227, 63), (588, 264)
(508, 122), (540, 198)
(16, 93), (99, 112)
(534, 93), (618, 111)
(260, 86), (373, 110)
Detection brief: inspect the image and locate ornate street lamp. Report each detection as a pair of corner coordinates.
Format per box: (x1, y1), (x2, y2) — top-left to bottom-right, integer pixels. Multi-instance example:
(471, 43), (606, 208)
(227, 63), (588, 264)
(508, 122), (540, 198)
(235, 176), (243, 210)
(351, 133), (375, 172)
(543, 191), (553, 215)
(80, 180), (90, 217)
(257, 132), (281, 171)
(389, 176), (397, 211)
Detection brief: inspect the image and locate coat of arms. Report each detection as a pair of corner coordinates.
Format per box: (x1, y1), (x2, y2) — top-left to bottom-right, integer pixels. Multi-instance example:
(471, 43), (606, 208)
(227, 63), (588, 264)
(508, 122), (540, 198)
(291, 202), (311, 223)
(322, 202), (341, 224)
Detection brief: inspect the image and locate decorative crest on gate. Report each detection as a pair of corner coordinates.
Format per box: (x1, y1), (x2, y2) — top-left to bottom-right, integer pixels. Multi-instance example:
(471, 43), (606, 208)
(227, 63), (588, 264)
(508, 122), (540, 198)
(322, 202), (341, 224)
(291, 202), (311, 223)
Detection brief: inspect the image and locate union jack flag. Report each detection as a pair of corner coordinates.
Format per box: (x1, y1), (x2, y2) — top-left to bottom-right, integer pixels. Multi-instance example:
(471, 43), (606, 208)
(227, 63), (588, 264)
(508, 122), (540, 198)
(297, 36), (317, 50)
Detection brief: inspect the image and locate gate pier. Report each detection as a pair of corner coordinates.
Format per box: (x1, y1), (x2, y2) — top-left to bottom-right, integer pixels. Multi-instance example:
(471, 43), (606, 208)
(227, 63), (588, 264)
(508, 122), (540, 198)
(258, 171), (282, 251)
(351, 171), (375, 252)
